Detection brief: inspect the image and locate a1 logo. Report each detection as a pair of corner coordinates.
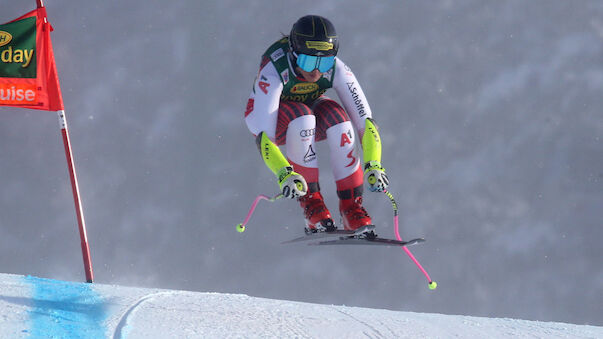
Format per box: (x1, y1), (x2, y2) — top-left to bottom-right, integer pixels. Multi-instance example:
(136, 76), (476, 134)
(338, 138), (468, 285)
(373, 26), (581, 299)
(340, 130), (352, 146)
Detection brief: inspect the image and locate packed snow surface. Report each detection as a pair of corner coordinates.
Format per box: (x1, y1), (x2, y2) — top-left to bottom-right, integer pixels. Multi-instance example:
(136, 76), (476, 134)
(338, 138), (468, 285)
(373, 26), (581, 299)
(0, 273), (600, 338)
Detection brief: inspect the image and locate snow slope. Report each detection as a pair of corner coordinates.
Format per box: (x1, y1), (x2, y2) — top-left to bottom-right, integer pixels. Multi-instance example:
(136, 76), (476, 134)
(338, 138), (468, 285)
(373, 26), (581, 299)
(0, 273), (600, 338)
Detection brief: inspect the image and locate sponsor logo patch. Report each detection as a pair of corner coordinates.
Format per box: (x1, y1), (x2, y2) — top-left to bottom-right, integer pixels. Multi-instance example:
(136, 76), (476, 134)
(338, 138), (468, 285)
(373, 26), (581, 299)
(0, 31), (12, 47)
(300, 128), (315, 138)
(281, 69), (289, 85)
(305, 41), (333, 51)
(304, 145), (316, 163)
(346, 82), (366, 117)
(258, 75), (270, 94)
(291, 82), (319, 94)
(270, 48), (285, 62)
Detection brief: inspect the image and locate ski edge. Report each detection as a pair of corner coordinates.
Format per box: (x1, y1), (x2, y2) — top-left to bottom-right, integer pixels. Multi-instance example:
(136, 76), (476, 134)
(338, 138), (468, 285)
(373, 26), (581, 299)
(308, 237), (426, 247)
(281, 225), (376, 244)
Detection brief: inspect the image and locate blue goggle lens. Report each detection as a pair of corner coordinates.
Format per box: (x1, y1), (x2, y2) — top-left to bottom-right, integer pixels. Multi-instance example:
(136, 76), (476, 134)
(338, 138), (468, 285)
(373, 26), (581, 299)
(296, 54), (335, 73)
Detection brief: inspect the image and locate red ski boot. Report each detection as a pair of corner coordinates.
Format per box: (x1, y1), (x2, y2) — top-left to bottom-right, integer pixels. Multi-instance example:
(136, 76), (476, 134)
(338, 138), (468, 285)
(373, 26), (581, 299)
(298, 191), (336, 234)
(339, 196), (375, 236)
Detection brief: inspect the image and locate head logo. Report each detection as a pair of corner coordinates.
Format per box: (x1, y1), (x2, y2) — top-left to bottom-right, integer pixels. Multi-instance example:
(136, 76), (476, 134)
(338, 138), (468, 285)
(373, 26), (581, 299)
(291, 82), (319, 94)
(304, 145), (316, 163)
(0, 31), (12, 47)
(305, 41), (333, 51)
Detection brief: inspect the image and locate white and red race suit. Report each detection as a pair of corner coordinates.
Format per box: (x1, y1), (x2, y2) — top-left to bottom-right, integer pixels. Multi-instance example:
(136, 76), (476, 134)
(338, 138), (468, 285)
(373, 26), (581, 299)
(244, 37), (375, 203)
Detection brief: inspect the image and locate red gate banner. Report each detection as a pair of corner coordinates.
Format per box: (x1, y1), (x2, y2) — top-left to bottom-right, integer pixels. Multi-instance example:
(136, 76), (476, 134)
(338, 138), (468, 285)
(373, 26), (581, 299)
(1, 3), (93, 283)
(0, 6), (64, 111)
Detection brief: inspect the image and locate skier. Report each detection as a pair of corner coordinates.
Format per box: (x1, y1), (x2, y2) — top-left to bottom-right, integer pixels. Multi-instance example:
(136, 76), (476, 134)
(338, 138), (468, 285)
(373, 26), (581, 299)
(244, 15), (389, 236)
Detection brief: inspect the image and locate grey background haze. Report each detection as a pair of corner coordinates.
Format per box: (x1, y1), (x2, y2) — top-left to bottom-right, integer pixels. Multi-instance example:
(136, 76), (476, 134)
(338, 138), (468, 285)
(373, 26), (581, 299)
(1, 0), (602, 326)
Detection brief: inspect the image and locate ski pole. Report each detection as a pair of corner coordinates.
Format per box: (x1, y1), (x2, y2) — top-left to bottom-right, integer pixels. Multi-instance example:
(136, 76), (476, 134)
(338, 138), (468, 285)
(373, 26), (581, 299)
(383, 190), (437, 290)
(236, 193), (283, 233)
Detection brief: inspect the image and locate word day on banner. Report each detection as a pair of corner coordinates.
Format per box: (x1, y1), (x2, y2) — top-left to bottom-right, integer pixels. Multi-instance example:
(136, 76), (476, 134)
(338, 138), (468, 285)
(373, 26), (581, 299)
(0, 6), (63, 111)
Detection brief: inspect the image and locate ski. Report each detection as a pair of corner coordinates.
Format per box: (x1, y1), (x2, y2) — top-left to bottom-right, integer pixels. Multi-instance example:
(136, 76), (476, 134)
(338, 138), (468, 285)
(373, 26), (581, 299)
(309, 237), (425, 248)
(281, 225), (376, 244)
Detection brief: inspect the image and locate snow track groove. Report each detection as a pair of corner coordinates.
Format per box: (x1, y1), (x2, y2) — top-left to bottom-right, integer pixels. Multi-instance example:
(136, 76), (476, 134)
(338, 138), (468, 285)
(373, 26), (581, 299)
(330, 305), (385, 338)
(113, 292), (175, 339)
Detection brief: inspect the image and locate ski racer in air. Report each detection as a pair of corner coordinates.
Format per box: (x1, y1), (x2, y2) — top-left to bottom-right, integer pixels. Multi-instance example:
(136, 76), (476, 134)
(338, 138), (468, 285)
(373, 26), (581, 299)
(244, 15), (389, 237)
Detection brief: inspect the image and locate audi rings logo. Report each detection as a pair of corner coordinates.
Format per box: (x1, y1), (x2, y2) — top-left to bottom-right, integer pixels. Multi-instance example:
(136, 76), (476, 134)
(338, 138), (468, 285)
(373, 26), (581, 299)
(300, 128), (315, 137)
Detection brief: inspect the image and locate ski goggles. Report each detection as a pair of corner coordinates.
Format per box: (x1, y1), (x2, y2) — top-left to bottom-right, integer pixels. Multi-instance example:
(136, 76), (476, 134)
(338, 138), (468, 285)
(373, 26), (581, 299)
(295, 53), (335, 73)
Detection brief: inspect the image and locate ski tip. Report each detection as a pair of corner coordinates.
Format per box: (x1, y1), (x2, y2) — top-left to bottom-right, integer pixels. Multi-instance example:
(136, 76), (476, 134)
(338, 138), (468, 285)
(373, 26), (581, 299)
(405, 237), (426, 244)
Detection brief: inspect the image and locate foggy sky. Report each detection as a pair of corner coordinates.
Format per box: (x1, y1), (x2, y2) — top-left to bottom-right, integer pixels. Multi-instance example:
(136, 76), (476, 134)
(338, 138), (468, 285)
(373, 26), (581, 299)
(1, 0), (602, 326)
